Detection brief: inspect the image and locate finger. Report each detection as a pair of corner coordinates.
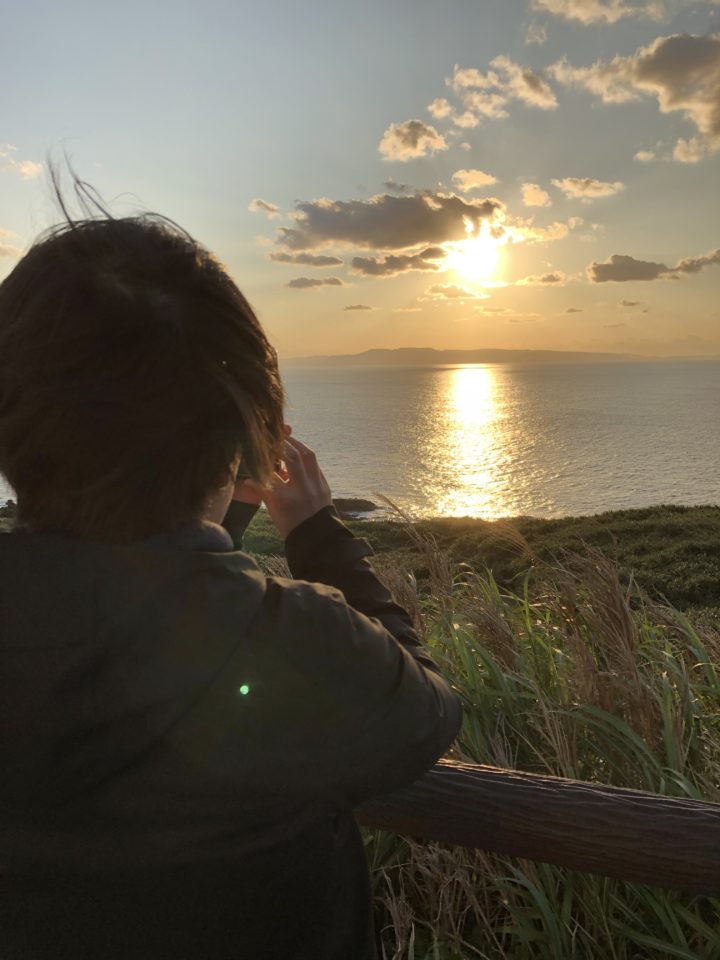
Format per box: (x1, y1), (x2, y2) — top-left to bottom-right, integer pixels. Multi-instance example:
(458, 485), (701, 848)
(280, 439), (306, 483)
(285, 435), (317, 463)
(261, 472), (288, 506)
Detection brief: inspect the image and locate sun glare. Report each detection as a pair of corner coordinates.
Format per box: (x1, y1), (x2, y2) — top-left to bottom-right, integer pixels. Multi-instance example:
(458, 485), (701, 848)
(433, 365), (506, 519)
(445, 220), (502, 284)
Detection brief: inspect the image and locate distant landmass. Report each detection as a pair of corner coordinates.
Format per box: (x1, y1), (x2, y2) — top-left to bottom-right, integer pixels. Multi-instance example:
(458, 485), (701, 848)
(282, 347), (646, 366)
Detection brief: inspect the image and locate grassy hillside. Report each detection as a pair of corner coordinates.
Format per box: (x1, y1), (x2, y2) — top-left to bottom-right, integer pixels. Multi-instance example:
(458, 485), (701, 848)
(360, 541), (720, 959)
(244, 503), (720, 616)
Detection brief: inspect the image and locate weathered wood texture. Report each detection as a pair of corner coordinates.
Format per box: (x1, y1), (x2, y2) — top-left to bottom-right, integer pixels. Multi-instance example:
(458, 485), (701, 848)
(355, 760), (720, 895)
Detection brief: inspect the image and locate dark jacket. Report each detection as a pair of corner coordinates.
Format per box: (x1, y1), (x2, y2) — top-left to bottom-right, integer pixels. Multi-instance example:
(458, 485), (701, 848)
(0, 502), (463, 959)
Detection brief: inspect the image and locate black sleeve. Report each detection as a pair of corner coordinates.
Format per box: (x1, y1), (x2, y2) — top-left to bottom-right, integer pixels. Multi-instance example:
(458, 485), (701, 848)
(244, 577), (464, 806)
(281, 507), (463, 804)
(221, 500), (260, 551)
(284, 505), (440, 674)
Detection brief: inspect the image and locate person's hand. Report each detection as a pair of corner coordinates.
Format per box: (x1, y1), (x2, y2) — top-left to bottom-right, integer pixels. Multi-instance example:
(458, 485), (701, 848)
(262, 434), (332, 539)
(231, 424), (293, 505)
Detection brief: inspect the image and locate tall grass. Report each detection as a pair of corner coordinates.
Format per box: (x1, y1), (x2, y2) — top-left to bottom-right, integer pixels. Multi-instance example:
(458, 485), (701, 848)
(362, 515), (720, 960)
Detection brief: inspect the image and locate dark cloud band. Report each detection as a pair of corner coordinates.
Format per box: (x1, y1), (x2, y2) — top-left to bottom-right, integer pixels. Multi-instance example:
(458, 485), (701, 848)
(286, 276), (344, 289)
(276, 192), (502, 251)
(351, 246), (445, 276)
(588, 249), (720, 282)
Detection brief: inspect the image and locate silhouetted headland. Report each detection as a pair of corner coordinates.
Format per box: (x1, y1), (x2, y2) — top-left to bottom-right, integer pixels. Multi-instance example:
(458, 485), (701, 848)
(282, 347), (645, 367)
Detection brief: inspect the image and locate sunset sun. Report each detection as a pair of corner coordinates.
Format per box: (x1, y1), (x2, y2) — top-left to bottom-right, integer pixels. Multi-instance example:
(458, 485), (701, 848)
(445, 220), (502, 284)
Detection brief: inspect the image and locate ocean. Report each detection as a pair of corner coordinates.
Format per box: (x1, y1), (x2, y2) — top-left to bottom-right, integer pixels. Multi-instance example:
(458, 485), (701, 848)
(2, 359), (718, 520)
(279, 359), (720, 519)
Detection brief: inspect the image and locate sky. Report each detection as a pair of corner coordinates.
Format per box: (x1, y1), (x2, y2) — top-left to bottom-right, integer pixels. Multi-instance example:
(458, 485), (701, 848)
(2, 0), (720, 358)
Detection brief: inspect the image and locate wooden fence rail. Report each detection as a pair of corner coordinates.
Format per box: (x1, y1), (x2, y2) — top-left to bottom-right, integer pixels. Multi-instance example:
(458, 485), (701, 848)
(355, 759), (720, 896)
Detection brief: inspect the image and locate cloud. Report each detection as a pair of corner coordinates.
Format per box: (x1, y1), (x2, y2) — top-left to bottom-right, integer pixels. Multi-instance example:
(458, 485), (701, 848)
(522, 182), (552, 207)
(0, 146), (42, 180)
(603, 322), (627, 327)
(393, 306), (423, 312)
(421, 282), (490, 300)
(379, 119), (448, 162)
(532, 0), (663, 24)
(452, 111), (481, 129)
(286, 276), (344, 289)
(16, 160), (42, 179)
(351, 246), (445, 276)
(517, 271), (567, 285)
(589, 247), (720, 281)
(551, 177), (625, 199)
(566, 307), (584, 312)
(549, 57), (638, 104)
(460, 90), (510, 120)
(269, 251), (344, 266)
(634, 149), (656, 162)
(276, 191), (502, 251)
(450, 57), (557, 114)
(588, 254), (668, 281)
(440, 57), (557, 128)
(515, 217), (582, 242)
(549, 34), (720, 156)
(383, 179), (412, 194)
(621, 299), (642, 306)
(249, 198), (280, 218)
(473, 306), (542, 321)
(526, 22), (548, 45)
(451, 168), (498, 191)
(428, 98), (453, 119)
(672, 137), (705, 163)
(674, 248), (720, 274)
(490, 56), (558, 109)
(271, 189), (578, 277)
(344, 304), (374, 311)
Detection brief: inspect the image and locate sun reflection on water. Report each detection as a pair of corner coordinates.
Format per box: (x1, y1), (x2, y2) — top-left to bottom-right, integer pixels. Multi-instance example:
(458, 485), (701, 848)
(281, 360), (720, 521)
(430, 365), (508, 519)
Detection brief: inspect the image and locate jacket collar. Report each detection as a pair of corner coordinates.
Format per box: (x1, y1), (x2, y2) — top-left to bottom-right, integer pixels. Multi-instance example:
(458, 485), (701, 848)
(159, 521), (235, 552)
(8, 520), (236, 553)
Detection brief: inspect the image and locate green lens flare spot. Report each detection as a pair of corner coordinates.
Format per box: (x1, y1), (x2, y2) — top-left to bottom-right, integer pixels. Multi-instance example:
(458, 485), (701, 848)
(238, 684), (250, 696)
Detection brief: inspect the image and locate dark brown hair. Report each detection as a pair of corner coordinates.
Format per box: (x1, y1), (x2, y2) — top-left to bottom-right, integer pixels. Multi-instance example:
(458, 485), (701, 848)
(0, 175), (285, 544)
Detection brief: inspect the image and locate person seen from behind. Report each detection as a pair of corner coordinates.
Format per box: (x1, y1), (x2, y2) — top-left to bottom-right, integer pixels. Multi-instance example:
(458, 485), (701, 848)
(0, 173), (463, 960)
